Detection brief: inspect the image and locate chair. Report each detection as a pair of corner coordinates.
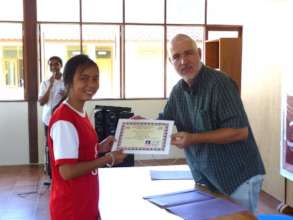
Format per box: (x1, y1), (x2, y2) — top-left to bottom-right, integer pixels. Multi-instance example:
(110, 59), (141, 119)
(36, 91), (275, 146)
(257, 214), (293, 220)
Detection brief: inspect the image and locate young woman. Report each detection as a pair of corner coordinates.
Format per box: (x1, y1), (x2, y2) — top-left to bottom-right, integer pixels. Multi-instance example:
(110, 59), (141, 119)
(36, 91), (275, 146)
(48, 54), (126, 220)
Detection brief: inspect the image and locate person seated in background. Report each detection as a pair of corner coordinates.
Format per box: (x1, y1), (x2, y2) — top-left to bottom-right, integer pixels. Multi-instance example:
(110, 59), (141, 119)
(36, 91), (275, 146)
(48, 54), (126, 220)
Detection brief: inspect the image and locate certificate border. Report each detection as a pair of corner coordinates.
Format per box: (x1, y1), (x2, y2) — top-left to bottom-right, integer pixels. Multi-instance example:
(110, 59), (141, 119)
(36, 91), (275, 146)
(112, 119), (174, 155)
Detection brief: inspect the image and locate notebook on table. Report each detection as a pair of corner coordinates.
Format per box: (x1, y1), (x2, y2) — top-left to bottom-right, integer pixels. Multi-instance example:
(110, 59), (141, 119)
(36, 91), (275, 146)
(150, 170), (193, 180)
(144, 189), (247, 220)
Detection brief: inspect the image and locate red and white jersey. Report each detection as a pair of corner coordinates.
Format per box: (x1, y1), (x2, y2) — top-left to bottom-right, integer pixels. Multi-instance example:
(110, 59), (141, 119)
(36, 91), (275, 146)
(48, 102), (100, 220)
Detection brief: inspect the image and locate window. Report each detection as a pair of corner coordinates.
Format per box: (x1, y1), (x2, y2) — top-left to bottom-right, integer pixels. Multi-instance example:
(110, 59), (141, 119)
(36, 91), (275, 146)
(167, 0), (205, 24)
(39, 24), (81, 81)
(3, 47), (23, 87)
(67, 46), (87, 59)
(0, 23), (23, 100)
(37, 0), (80, 22)
(208, 31), (239, 40)
(0, 0), (23, 21)
(82, 25), (121, 99)
(125, 0), (164, 23)
(125, 25), (164, 98)
(0, 1), (23, 100)
(35, 0), (242, 100)
(207, 0), (245, 25)
(82, 0), (123, 23)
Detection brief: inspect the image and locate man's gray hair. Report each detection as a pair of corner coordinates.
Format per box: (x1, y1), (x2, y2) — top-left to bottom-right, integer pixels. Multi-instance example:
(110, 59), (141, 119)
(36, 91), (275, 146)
(167, 34), (198, 55)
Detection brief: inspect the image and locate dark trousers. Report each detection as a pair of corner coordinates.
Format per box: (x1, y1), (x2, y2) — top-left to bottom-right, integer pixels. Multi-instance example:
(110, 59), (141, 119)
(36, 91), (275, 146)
(44, 125), (51, 179)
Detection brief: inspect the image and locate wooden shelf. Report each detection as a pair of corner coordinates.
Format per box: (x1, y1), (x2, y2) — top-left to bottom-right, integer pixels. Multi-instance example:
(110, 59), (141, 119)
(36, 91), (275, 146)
(205, 38), (242, 91)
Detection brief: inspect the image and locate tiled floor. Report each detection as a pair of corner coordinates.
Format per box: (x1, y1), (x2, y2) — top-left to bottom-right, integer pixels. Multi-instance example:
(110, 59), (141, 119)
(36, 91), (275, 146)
(0, 162), (281, 220)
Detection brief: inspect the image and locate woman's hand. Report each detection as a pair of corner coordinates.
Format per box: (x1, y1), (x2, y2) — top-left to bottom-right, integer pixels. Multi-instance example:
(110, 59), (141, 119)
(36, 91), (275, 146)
(100, 136), (115, 152)
(105, 150), (127, 166)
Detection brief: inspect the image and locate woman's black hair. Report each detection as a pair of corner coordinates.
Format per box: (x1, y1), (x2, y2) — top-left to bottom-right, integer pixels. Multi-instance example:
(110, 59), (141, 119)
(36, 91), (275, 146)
(48, 56), (63, 66)
(63, 54), (99, 89)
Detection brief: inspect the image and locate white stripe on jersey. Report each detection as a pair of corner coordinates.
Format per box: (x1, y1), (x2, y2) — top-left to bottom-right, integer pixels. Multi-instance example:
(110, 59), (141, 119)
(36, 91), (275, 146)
(50, 120), (79, 160)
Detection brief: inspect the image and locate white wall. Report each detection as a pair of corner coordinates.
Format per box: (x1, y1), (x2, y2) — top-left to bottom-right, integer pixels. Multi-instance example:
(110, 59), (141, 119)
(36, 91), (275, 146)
(0, 102), (29, 165)
(0, 100), (184, 166)
(241, 0), (291, 201)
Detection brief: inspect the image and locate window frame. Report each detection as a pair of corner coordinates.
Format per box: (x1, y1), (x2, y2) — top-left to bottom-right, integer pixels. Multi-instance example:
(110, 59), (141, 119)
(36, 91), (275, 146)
(0, 0), (243, 102)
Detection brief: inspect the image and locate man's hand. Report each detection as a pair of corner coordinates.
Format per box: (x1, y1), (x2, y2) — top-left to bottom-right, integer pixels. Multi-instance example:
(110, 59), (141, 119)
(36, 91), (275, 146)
(131, 115), (146, 120)
(171, 132), (194, 149)
(171, 127), (249, 148)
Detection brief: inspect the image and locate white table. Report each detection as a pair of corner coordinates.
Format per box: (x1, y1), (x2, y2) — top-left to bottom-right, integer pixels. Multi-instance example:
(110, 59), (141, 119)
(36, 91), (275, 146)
(99, 165), (194, 220)
(98, 165), (257, 220)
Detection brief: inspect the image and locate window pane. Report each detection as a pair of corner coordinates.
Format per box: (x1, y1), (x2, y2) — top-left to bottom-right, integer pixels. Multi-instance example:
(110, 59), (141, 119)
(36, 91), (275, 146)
(82, 0), (123, 22)
(82, 25), (120, 99)
(125, 26), (164, 98)
(40, 24), (81, 81)
(125, 0), (164, 23)
(167, 0), (205, 24)
(208, 31), (239, 41)
(166, 26), (204, 96)
(0, 0), (23, 21)
(207, 0), (245, 25)
(0, 23), (24, 100)
(37, 0), (80, 22)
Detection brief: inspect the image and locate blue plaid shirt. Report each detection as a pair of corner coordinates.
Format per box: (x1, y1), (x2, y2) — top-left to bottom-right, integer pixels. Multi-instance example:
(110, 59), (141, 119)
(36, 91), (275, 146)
(160, 65), (265, 195)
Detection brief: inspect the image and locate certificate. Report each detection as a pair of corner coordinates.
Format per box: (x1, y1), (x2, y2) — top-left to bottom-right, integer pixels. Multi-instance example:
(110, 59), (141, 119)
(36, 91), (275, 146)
(112, 119), (174, 154)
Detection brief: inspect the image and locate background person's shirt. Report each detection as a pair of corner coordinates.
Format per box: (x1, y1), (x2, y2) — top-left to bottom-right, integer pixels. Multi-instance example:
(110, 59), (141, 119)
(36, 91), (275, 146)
(39, 77), (64, 125)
